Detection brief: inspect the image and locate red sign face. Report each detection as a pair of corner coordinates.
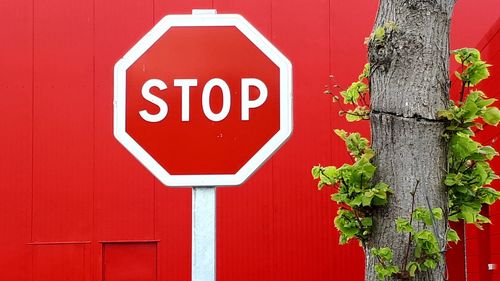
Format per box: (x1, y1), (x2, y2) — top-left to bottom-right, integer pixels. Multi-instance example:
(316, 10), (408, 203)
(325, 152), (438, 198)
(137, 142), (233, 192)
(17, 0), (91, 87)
(114, 14), (292, 186)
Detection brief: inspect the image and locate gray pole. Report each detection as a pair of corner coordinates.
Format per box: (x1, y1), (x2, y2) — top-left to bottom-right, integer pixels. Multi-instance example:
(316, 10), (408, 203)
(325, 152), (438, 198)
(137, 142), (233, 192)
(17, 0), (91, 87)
(192, 186), (216, 281)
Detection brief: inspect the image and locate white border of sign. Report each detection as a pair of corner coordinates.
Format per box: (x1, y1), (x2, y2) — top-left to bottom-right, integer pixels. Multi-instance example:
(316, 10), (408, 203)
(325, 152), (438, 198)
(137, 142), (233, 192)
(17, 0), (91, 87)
(114, 14), (292, 187)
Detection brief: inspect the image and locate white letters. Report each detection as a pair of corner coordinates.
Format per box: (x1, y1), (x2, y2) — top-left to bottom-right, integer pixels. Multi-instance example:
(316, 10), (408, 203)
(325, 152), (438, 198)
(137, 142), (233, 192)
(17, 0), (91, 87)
(139, 78), (267, 122)
(241, 78), (268, 121)
(139, 79), (168, 122)
(202, 78), (231, 122)
(174, 79), (198, 121)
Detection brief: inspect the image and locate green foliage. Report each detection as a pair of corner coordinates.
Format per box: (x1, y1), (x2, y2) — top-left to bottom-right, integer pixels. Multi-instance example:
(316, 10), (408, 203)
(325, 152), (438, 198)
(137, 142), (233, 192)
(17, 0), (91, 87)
(366, 21), (397, 44)
(372, 247), (400, 279)
(313, 48), (499, 280)
(334, 208), (372, 244)
(374, 208), (448, 279)
(312, 130), (392, 245)
(358, 63), (371, 80)
(396, 218), (414, 233)
(330, 64), (371, 122)
(446, 228), (460, 243)
(452, 48), (491, 86)
(438, 49), (500, 228)
(412, 207), (443, 226)
(341, 81), (367, 104)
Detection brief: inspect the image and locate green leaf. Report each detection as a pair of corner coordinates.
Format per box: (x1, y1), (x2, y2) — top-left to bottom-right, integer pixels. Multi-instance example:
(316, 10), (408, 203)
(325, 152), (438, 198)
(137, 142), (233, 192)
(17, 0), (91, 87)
(334, 129), (347, 140)
(346, 113), (363, 122)
(413, 208), (433, 226)
(395, 218), (414, 233)
(371, 247), (393, 262)
(432, 208), (443, 220)
(477, 214), (492, 224)
(445, 173), (463, 186)
(358, 63), (370, 80)
(334, 210), (360, 244)
(374, 27), (385, 41)
(361, 217), (373, 227)
(341, 81), (368, 105)
(460, 208), (475, 223)
(450, 133), (480, 159)
(447, 228), (460, 243)
(311, 166), (321, 179)
(483, 107), (500, 126)
(345, 106), (370, 122)
(323, 166), (338, 180)
(462, 61), (491, 86)
(453, 48), (481, 65)
(478, 146), (498, 161)
(477, 187), (500, 205)
(414, 230), (440, 259)
(406, 262), (419, 277)
(437, 109), (454, 120)
(423, 258), (437, 270)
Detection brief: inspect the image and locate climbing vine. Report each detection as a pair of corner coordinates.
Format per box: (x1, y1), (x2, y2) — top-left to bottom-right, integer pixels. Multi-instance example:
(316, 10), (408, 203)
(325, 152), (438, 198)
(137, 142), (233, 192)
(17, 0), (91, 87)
(312, 43), (500, 279)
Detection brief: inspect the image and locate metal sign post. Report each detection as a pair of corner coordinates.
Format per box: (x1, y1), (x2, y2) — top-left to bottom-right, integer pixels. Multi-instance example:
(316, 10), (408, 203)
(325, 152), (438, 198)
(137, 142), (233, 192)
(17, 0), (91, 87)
(192, 186), (216, 281)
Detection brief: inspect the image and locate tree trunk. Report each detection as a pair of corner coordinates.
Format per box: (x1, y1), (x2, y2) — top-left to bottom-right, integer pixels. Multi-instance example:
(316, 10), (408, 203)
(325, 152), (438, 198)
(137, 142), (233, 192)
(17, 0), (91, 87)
(366, 1), (456, 280)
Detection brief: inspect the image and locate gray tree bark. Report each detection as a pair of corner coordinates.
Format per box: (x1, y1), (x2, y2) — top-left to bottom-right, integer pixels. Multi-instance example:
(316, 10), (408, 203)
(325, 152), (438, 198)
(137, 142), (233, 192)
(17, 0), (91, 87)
(366, 0), (456, 280)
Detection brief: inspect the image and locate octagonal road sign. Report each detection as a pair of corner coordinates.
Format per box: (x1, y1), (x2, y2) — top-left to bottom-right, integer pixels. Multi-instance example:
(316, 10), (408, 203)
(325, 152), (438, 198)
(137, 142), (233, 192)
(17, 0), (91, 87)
(114, 13), (292, 187)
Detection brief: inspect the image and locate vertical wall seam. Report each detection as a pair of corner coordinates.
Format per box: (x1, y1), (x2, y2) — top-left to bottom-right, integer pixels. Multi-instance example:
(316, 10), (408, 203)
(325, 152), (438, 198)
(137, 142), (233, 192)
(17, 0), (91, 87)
(30, 0), (35, 245)
(328, 0), (334, 166)
(30, 1), (35, 279)
(91, 0), (96, 279)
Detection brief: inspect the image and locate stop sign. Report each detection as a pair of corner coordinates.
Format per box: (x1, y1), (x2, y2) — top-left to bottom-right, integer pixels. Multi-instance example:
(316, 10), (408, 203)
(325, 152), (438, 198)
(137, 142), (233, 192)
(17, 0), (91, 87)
(114, 13), (292, 187)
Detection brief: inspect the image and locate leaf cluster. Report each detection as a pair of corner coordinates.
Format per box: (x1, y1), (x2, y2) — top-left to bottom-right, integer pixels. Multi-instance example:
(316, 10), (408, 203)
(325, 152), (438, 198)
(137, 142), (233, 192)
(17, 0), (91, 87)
(453, 48), (491, 86)
(438, 48), (500, 228)
(312, 130), (392, 244)
(336, 63), (371, 122)
(365, 21), (397, 44)
(371, 247), (400, 279)
(373, 208), (459, 280)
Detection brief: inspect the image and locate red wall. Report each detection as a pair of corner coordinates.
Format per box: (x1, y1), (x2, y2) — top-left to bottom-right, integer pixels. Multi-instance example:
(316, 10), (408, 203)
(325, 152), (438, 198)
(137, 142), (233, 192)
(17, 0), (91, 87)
(0, 0), (498, 280)
(464, 18), (500, 281)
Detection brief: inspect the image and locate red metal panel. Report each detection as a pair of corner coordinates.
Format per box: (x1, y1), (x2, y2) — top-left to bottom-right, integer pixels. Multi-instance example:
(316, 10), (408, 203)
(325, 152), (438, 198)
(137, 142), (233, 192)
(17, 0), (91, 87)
(32, 0), (94, 242)
(215, 0), (271, 36)
(93, 2), (157, 280)
(103, 243), (157, 281)
(447, 222), (466, 281)
(0, 0), (33, 280)
(154, 0), (213, 20)
(33, 244), (88, 281)
(94, 0), (155, 241)
(450, 0), (500, 50)
(270, 1), (350, 280)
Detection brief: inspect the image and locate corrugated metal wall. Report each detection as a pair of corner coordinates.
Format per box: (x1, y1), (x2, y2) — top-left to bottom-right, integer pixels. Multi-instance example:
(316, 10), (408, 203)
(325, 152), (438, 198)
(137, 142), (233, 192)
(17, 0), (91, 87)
(0, 0), (498, 280)
(464, 18), (500, 281)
